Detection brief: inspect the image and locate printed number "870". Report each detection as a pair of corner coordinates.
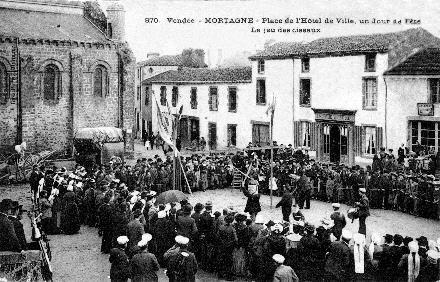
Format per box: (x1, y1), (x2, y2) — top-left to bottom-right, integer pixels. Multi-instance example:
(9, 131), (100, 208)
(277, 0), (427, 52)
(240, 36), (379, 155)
(145, 18), (159, 23)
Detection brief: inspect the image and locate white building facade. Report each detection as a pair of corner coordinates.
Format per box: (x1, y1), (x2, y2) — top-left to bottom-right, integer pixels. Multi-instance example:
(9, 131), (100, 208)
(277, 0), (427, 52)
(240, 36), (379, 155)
(250, 28), (440, 165)
(143, 67), (275, 149)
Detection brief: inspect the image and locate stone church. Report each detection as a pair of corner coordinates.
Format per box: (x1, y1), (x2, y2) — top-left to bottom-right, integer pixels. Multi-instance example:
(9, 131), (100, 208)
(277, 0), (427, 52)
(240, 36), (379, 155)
(0, 0), (135, 156)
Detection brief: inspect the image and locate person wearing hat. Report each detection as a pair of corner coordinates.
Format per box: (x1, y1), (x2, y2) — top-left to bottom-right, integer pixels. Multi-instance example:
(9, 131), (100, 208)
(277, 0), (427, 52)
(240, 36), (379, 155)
(7, 201), (27, 250)
(98, 192), (114, 254)
(296, 223), (320, 280)
(109, 236), (131, 282)
(217, 214), (237, 280)
(243, 178), (262, 221)
(275, 189), (295, 222)
(166, 235), (198, 282)
(198, 201), (215, 271)
(0, 199), (22, 252)
(397, 241), (427, 282)
(324, 229), (352, 281)
(29, 165), (43, 204)
(272, 254), (299, 282)
(176, 204), (197, 242)
(152, 209), (176, 267)
(355, 187), (370, 235)
(330, 203), (346, 240)
(130, 233), (160, 282)
(61, 183), (80, 235)
(126, 209), (145, 258)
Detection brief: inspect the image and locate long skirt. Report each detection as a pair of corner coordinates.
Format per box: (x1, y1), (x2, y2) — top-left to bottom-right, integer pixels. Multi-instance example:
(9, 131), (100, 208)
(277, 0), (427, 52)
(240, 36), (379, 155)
(232, 247), (247, 277)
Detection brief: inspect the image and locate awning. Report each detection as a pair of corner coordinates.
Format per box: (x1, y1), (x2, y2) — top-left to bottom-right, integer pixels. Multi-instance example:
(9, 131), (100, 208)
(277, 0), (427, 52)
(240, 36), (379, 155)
(75, 127), (124, 143)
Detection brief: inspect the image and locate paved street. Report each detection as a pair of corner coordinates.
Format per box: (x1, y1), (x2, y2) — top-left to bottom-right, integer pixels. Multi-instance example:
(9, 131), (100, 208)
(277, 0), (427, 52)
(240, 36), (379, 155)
(1, 183), (439, 281)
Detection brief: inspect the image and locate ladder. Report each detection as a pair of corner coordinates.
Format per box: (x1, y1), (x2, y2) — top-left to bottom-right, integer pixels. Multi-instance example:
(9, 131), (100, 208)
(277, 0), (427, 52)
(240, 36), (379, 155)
(232, 169), (243, 189)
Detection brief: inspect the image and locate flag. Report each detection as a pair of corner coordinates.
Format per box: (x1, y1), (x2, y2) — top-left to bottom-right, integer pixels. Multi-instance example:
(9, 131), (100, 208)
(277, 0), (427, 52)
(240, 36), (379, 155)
(266, 94), (276, 116)
(154, 95), (176, 151)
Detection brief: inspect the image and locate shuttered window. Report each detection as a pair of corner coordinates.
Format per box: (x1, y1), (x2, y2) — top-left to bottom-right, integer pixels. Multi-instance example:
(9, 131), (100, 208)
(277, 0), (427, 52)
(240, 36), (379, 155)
(227, 124), (237, 146)
(209, 87), (218, 111)
(228, 87), (237, 112)
(362, 77), (377, 110)
(301, 121), (311, 148)
(341, 126), (348, 155)
(299, 79), (311, 107)
(256, 79), (266, 104)
(364, 126), (377, 155)
(429, 78), (440, 104)
(172, 86), (179, 107)
(323, 124), (330, 154)
(190, 87), (197, 109)
(160, 86), (167, 106)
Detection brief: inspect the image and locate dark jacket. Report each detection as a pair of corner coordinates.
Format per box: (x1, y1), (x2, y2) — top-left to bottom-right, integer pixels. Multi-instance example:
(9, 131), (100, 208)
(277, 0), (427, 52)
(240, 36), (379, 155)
(167, 250), (198, 282)
(9, 216), (27, 250)
(130, 251), (160, 282)
(276, 192), (294, 215)
(126, 219), (144, 252)
(0, 213), (22, 252)
(109, 247), (131, 281)
(325, 241), (351, 280)
(243, 189), (261, 214)
(176, 215), (197, 239)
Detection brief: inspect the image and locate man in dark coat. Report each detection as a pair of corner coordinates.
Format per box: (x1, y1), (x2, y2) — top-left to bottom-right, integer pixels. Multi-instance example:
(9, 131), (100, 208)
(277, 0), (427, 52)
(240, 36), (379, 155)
(216, 214), (237, 280)
(243, 180), (261, 220)
(296, 224), (320, 280)
(356, 188), (370, 235)
(176, 205), (198, 241)
(0, 199), (22, 252)
(8, 201), (27, 250)
(98, 194), (114, 254)
(61, 186), (80, 235)
(29, 165), (42, 204)
(198, 201), (215, 271)
(324, 229), (352, 281)
(130, 234), (160, 282)
(126, 210), (145, 258)
(330, 203), (346, 240)
(297, 172), (312, 209)
(166, 236), (198, 282)
(109, 236), (131, 282)
(152, 210), (176, 267)
(275, 190), (294, 222)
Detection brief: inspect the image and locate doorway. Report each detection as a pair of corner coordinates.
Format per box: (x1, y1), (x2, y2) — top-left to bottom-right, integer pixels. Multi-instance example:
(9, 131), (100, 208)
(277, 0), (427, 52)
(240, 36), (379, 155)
(208, 122), (217, 150)
(330, 125), (341, 163)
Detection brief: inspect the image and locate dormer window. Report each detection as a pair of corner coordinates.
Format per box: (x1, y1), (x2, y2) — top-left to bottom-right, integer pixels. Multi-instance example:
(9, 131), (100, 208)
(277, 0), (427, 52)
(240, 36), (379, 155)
(257, 60), (265, 74)
(365, 53), (376, 72)
(301, 57), (310, 73)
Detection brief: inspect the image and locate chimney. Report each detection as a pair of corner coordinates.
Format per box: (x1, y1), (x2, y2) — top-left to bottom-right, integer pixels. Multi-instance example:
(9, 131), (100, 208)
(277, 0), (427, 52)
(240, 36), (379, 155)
(216, 49), (223, 68)
(106, 1), (125, 42)
(147, 53), (160, 59)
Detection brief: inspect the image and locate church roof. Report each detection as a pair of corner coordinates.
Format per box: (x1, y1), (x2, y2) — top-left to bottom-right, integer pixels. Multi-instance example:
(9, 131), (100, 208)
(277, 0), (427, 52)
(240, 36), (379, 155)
(0, 8), (109, 43)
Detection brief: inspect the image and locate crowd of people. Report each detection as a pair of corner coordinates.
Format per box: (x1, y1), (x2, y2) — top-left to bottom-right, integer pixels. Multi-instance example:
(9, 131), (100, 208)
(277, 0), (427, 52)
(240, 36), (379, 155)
(1, 142), (440, 281)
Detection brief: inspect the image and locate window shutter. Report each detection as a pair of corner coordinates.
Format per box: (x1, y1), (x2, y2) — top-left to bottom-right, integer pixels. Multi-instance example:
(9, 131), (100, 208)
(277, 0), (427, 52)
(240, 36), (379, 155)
(215, 92), (219, 110)
(310, 122), (319, 151)
(57, 72), (62, 100)
(256, 82), (259, 103)
(208, 90), (212, 110)
(376, 127), (383, 150)
(362, 79), (366, 108)
(293, 121), (301, 147)
(354, 125), (363, 156)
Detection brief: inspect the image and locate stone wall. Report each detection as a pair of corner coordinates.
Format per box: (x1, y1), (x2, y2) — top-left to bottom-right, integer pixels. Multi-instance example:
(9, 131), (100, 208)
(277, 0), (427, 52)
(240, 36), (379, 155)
(0, 39), (135, 156)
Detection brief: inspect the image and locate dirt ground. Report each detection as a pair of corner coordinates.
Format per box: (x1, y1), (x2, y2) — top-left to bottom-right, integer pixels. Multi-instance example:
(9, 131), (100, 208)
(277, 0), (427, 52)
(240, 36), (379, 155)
(1, 183), (440, 282)
(1, 145), (439, 281)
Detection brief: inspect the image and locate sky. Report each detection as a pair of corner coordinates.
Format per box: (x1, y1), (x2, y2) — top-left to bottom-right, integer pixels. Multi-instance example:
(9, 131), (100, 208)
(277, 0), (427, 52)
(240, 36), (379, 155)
(97, 0), (440, 64)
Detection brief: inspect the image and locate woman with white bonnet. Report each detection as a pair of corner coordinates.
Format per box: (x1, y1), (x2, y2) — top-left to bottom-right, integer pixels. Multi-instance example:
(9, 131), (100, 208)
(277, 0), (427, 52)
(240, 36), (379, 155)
(130, 233), (160, 282)
(398, 241), (427, 282)
(368, 232), (383, 278)
(109, 236), (130, 282)
(352, 233), (374, 280)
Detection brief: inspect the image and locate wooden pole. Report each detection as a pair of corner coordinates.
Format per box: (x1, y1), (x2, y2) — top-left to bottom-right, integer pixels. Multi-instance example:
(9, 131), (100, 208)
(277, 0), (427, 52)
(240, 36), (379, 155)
(270, 109), (274, 208)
